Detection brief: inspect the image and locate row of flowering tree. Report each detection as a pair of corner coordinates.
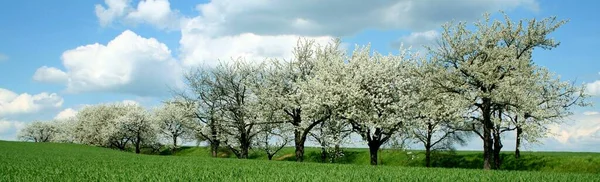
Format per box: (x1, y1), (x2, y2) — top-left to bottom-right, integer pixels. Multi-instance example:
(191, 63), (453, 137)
(18, 13), (589, 170)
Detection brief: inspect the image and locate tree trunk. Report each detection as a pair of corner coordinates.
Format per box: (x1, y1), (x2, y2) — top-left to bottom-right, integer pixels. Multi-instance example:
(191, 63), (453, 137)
(425, 123), (433, 167)
(493, 129), (503, 169)
(483, 129), (493, 170)
(240, 145), (249, 159)
(173, 136), (178, 148)
(268, 154), (274, 160)
(515, 127), (522, 159)
(135, 132), (141, 154)
(238, 131), (251, 159)
(172, 136), (178, 153)
(320, 147), (328, 163)
(425, 146), (432, 168)
(295, 138), (305, 162)
(294, 128), (306, 162)
(210, 141), (220, 157)
(368, 141), (381, 165)
(482, 100), (493, 170)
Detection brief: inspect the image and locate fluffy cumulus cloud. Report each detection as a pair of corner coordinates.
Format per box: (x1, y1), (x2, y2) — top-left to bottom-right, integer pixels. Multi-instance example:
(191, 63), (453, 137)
(0, 88), (64, 117)
(586, 80), (600, 96)
(96, 0), (538, 36)
(53, 108), (78, 120)
(33, 66), (69, 84)
(92, 0), (541, 68)
(391, 30), (440, 52)
(32, 30), (183, 97)
(544, 113), (600, 152)
(179, 29), (334, 67)
(96, 0), (182, 30)
(188, 0), (538, 36)
(0, 119), (26, 140)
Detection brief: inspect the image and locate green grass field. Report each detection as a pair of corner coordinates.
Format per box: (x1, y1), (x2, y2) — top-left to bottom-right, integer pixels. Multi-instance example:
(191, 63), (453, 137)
(166, 145), (600, 174)
(1, 141), (600, 181)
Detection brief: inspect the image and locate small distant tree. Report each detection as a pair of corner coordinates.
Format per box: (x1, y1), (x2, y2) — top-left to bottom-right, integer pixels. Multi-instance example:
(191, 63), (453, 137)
(410, 60), (470, 167)
(502, 68), (589, 159)
(51, 118), (77, 143)
(208, 59), (263, 159)
(334, 45), (420, 165)
(254, 123), (292, 160)
(154, 98), (195, 151)
(181, 65), (225, 157)
(309, 117), (352, 163)
(73, 103), (131, 149)
(116, 105), (156, 154)
(18, 121), (57, 142)
(256, 38), (343, 162)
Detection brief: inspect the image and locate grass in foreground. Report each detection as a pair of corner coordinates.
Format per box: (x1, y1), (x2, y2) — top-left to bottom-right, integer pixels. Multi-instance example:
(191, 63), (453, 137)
(1, 141), (599, 181)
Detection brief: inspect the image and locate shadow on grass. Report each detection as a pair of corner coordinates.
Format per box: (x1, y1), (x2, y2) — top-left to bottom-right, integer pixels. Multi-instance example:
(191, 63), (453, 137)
(430, 152), (549, 171)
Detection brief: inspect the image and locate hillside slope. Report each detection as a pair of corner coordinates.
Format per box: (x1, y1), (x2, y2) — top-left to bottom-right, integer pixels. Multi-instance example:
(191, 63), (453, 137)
(1, 141), (599, 181)
(170, 146), (600, 174)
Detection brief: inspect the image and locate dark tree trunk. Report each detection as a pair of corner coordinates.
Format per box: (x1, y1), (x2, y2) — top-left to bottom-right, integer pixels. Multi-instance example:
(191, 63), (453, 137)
(320, 147), (328, 163)
(515, 127), (522, 159)
(172, 136), (178, 153)
(239, 132), (250, 159)
(493, 129), (503, 169)
(240, 145), (249, 159)
(135, 131), (142, 154)
(294, 132), (305, 162)
(210, 141), (220, 157)
(290, 109), (327, 162)
(293, 113), (305, 162)
(483, 129), (493, 170)
(368, 141), (382, 165)
(209, 125), (220, 157)
(173, 136), (178, 148)
(425, 123), (433, 167)
(268, 154), (274, 160)
(482, 99), (493, 170)
(424, 148), (431, 167)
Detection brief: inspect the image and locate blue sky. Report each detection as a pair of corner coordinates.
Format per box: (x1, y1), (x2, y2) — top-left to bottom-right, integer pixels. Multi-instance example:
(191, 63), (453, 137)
(0, 0), (598, 152)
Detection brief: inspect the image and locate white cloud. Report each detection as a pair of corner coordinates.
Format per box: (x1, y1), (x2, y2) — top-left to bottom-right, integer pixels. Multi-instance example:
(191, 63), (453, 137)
(121, 99), (139, 106)
(33, 30), (183, 97)
(0, 53), (8, 62)
(0, 120), (25, 140)
(188, 0), (538, 37)
(95, 0), (130, 26)
(95, 0), (538, 36)
(54, 108), (77, 120)
(93, 0), (539, 69)
(96, 0), (182, 30)
(586, 80), (600, 96)
(179, 28), (334, 67)
(392, 30), (440, 52)
(583, 111), (599, 116)
(0, 88), (64, 117)
(0, 120), (12, 134)
(33, 66), (68, 84)
(545, 114), (600, 151)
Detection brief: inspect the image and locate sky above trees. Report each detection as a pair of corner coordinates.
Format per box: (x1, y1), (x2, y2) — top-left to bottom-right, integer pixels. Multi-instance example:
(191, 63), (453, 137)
(0, 0), (598, 152)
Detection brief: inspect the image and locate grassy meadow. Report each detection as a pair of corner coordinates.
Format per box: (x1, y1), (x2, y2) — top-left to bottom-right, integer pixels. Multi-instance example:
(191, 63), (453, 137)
(1, 141), (599, 181)
(168, 145), (600, 174)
